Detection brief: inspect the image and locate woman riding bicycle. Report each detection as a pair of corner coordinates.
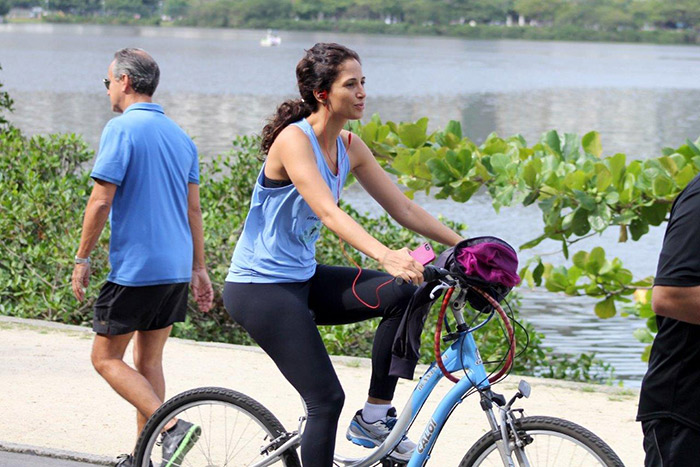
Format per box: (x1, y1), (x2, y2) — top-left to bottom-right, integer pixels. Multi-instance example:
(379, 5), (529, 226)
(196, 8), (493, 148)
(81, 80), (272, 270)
(223, 42), (463, 467)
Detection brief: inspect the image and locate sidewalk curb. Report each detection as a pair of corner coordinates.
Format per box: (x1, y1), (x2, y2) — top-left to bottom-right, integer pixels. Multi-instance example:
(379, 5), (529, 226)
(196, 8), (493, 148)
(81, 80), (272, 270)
(0, 314), (374, 369)
(0, 441), (112, 465)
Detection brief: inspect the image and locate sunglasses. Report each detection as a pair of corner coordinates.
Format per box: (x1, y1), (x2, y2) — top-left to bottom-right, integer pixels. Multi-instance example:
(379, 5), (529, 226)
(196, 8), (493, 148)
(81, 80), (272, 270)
(103, 78), (110, 90)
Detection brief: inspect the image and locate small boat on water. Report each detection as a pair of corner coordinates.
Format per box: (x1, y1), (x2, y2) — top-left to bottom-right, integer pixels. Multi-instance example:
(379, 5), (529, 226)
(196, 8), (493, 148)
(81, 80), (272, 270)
(260, 30), (281, 47)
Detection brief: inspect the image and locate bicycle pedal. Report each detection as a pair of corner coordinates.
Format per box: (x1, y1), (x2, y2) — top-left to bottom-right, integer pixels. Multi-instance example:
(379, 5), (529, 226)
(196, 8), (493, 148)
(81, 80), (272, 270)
(259, 431), (294, 455)
(379, 460), (406, 467)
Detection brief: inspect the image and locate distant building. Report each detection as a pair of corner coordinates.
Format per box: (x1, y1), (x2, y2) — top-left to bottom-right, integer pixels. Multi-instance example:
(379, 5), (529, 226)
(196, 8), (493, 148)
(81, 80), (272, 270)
(7, 7), (34, 19)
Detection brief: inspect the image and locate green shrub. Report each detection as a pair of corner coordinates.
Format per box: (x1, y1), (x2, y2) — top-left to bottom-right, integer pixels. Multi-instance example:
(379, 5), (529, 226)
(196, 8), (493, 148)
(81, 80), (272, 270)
(0, 116), (612, 383)
(0, 64), (13, 129)
(0, 128), (104, 324)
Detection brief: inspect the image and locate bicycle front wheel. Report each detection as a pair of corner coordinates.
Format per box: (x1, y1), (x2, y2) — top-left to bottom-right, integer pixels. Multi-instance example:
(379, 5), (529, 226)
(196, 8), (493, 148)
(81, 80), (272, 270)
(459, 416), (623, 467)
(134, 387), (301, 467)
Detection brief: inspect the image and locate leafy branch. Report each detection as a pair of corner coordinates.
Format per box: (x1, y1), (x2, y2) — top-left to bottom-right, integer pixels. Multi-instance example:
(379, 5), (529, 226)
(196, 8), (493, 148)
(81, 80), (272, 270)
(350, 115), (700, 361)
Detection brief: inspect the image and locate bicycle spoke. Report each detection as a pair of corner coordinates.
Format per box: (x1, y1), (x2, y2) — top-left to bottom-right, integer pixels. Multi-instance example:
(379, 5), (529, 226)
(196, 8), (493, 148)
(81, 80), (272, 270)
(195, 403), (213, 463)
(136, 388), (300, 467)
(463, 417), (622, 467)
(224, 406), (241, 464)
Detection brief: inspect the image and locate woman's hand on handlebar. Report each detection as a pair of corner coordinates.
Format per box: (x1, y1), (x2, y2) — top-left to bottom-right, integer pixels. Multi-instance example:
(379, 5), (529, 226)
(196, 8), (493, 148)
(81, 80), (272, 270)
(381, 248), (424, 284)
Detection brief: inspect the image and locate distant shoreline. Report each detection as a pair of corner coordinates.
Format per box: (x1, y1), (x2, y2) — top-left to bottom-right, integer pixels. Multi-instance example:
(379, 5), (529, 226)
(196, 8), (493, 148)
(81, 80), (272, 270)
(8, 16), (700, 47)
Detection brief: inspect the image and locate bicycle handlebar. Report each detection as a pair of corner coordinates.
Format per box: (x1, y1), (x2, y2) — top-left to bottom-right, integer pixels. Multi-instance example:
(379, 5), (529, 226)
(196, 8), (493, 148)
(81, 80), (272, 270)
(423, 265), (450, 282)
(395, 265), (451, 285)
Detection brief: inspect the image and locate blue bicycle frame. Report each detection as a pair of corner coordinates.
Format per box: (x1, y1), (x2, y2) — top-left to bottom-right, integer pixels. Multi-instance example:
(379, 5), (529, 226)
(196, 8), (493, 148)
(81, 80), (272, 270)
(337, 330), (492, 467)
(407, 332), (491, 465)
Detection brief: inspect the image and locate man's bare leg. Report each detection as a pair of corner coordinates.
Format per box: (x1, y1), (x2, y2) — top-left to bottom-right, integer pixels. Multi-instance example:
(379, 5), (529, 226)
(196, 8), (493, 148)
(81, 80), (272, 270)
(133, 326), (173, 434)
(91, 330), (165, 440)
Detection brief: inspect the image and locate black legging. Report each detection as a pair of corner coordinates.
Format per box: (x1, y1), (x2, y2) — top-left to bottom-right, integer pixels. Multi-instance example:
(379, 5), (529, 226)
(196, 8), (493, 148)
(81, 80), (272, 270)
(223, 264), (416, 467)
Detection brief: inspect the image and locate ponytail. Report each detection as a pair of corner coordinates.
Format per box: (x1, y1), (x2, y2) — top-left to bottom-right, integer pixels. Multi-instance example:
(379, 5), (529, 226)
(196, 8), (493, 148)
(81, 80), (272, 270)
(260, 43), (361, 156)
(260, 99), (314, 155)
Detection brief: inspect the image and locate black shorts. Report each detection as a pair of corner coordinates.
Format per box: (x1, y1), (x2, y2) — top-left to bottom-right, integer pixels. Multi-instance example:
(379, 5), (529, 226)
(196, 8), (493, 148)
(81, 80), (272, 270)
(93, 281), (189, 335)
(642, 417), (700, 466)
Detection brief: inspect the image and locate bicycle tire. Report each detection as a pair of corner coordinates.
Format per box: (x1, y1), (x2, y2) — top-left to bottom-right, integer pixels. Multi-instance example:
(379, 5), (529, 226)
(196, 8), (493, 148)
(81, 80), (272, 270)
(134, 386), (301, 467)
(459, 415), (624, 467)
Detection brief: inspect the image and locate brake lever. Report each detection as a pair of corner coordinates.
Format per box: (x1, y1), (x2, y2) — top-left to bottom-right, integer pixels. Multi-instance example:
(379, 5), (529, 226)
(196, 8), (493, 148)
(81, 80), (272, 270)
(429, 277), (457, 299)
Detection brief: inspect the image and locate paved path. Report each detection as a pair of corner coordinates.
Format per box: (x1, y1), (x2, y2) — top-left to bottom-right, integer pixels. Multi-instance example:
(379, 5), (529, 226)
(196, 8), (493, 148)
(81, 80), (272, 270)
(0, 451), (104, 467)
(0, 315), (644, 465)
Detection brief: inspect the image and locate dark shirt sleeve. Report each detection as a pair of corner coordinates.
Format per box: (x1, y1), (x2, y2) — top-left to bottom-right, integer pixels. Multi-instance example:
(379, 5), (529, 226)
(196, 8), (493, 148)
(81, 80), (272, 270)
(655, 177), (700, 287)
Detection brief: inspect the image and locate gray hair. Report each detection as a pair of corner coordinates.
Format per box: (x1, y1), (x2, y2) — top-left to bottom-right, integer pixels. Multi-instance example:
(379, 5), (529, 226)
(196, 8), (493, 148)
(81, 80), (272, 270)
(112, 48), (160, 97)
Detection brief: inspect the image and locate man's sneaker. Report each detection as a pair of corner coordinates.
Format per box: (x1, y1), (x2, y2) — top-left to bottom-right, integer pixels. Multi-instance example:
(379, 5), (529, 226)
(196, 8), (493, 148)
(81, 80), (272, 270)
(160, 420), (201, 467)
(115, 454), (134, 467)
(346, 407), (416, 462)
(115, 454), (153, 467)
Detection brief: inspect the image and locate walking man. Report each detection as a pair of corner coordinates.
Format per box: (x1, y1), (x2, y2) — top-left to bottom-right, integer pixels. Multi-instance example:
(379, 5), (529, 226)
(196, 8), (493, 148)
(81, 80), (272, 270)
(71, 48), (213, 467)
(637, 171), (700, 465)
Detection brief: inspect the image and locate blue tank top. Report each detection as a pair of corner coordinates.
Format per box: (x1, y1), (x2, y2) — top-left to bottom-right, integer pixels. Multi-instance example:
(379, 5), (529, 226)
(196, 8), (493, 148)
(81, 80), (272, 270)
(226, 119), (351, 283)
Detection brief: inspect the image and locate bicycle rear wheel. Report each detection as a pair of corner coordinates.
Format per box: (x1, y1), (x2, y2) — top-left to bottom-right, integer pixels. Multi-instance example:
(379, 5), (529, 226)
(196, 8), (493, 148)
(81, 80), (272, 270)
(134, 387), (301, 467)
(459, 416), (623, 467)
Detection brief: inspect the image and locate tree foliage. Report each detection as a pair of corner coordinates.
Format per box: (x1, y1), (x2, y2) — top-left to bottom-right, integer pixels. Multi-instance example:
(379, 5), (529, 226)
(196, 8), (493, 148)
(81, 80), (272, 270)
(348, 115), (700, 361)
(0, 65), (13, 130)
(11, 0), (700, 39)
(162, 0), (189, 18)
(103, 0), (158, 17)
(0, 0), (10, 16)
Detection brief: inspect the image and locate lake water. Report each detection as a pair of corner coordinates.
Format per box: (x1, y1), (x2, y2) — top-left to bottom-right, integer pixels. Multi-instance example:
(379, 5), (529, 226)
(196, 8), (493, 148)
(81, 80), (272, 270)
(3, 23), (699, 384)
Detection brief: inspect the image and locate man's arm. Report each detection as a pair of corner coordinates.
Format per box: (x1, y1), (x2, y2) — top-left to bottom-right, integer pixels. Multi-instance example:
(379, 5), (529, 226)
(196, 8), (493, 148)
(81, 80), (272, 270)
(651, 182), (700, 325)
(652, 285), (700, 324)
(71, 180), (117, 302)
(188, 183), (213, 312)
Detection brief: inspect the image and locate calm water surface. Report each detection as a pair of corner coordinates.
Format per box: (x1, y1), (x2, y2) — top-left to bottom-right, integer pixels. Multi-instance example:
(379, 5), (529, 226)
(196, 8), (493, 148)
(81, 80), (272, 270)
(3, 23), (698, 383)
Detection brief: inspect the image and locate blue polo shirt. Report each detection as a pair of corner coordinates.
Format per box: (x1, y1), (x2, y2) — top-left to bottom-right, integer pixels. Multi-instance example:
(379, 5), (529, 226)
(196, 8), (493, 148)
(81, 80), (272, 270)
(91, 102), (199, 286)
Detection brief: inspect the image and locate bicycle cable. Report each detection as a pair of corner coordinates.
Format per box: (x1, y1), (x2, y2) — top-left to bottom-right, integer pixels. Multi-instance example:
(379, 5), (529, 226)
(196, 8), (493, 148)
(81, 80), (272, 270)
(459, 304), (495, 386)
(473, 286), (516, 384)
(480, 292), (523, 368)
(434, 283), (516, 385)
(458, 293), (522, 396)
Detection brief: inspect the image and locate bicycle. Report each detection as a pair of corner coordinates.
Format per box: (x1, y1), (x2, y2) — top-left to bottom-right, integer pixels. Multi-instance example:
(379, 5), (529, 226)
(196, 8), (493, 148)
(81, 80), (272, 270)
(134, 265), (624, 467)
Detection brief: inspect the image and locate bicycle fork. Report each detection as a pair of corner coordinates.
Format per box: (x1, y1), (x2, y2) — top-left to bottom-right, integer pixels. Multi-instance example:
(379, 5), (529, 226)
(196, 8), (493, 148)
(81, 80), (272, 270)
(481, 380), (532, 467)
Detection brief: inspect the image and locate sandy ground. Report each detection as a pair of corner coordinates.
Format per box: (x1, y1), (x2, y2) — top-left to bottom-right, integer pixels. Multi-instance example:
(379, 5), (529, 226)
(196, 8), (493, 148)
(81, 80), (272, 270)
(0, 316), (643, 466)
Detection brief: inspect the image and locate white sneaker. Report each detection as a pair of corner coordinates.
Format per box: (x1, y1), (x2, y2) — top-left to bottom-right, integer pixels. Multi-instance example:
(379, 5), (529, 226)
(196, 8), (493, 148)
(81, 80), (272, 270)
(346, 407), (416, 462)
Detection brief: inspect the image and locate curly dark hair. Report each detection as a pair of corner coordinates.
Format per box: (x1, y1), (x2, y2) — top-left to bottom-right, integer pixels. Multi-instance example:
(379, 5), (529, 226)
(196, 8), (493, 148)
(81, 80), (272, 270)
(260, 43), (361, 155)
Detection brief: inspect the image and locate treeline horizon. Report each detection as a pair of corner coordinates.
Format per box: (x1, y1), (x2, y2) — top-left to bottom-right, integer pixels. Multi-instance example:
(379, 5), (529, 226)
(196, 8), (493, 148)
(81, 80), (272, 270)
(4, 0), (700, 45)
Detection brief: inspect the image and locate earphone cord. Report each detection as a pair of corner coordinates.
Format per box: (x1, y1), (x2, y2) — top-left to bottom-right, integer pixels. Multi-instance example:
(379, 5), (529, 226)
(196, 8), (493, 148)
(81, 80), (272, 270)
(339, 238), (395, 309)
(320, 99), (394, 310)
(321, 104), (337, 175)
(321, 102), (342, 200)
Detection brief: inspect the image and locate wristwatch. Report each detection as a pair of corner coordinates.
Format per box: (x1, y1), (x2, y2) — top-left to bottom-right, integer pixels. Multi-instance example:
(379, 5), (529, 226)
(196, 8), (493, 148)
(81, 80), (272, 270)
(74, 256), (90, 264)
